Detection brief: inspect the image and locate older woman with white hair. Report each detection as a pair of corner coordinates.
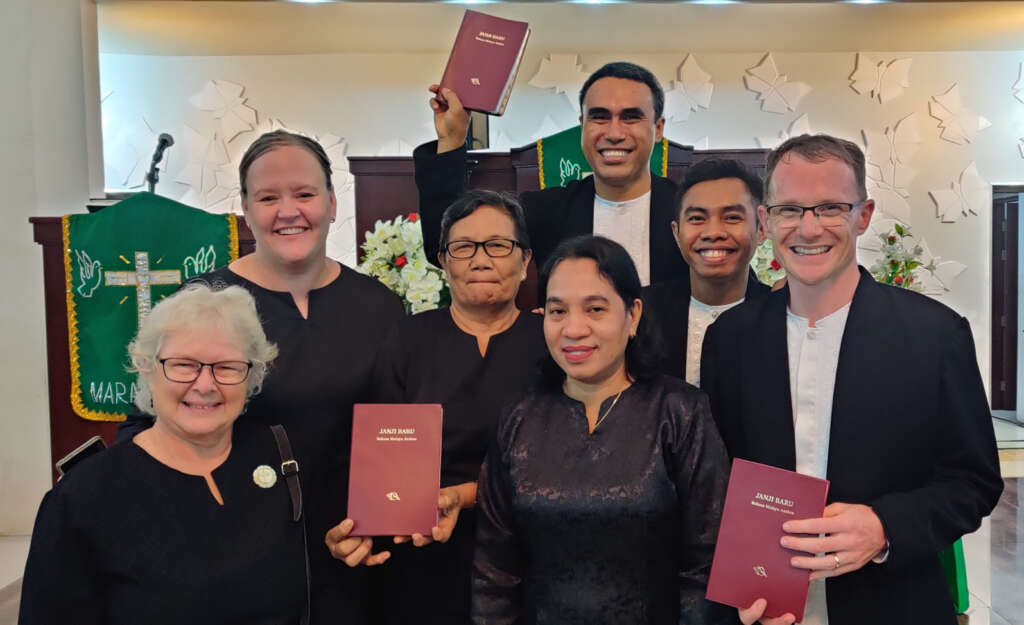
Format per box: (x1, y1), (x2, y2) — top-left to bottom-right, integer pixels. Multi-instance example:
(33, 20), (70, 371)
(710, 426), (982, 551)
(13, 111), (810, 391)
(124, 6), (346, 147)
(19, 284), (313, 625)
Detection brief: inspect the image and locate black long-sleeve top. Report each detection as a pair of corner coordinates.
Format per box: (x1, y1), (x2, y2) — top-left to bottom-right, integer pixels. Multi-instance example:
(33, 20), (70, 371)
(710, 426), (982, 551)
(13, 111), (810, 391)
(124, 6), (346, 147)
(116, 263), (406, 624)
(369, 308), (547, 625)
(473, 374), (731, 625)
(19, 421), (307, 625)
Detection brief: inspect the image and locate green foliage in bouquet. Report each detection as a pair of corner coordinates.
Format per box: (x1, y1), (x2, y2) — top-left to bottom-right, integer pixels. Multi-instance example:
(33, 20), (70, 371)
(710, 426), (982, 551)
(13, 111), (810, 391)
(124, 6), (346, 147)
(868, 223), (923, 291)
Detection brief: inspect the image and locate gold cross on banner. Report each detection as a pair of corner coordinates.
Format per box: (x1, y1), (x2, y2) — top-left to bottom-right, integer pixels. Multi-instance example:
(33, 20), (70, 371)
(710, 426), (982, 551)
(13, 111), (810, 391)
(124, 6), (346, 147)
(105, 251), (181, 327)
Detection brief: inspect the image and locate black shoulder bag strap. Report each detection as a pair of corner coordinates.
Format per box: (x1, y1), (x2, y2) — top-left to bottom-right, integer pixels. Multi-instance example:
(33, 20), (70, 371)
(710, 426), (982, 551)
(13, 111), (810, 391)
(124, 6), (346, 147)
(270, 424), (310, 625)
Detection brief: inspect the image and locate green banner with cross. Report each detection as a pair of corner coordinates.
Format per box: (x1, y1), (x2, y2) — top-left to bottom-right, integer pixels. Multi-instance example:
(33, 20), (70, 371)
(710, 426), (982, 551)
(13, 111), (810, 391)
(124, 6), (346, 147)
(63, 193), (239, 421)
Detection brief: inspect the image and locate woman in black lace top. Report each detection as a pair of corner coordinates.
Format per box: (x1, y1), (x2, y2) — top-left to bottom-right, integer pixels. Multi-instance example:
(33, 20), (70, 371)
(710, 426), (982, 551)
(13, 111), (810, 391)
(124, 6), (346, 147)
(472, 235), (732, 625)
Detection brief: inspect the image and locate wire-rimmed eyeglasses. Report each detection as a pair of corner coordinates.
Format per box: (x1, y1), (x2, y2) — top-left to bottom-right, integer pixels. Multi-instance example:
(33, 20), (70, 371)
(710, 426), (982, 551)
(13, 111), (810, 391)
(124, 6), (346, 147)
(765, 201), (864, 228)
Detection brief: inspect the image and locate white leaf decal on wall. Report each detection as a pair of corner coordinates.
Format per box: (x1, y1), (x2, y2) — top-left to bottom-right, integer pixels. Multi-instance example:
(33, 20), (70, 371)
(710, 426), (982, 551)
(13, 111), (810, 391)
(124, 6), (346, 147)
(929, 84), (991, 145)
(175, 126), (237, 213)
(744, 53), (811, 114)
(664, 55), (713, 122)
(929, 162), (988, 223)
(861, 114), (921, 224)
(915, 239), (967, 294)
(189, 80), (257, 142)
(756, 113), (812, 149)
(528, 54), (588, 110)
(849, 53), (912, 103)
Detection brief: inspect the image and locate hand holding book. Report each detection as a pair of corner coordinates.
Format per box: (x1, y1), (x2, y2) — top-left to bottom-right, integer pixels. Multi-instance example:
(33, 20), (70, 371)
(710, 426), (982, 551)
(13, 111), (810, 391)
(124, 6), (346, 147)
(393, 481), (477, 546)
(429, 85), (470, 154)
(738, 598), (795, 625)
(733, 501), (888, 625)
(780, 502), (888, 580)
(325, 519), (392, 568)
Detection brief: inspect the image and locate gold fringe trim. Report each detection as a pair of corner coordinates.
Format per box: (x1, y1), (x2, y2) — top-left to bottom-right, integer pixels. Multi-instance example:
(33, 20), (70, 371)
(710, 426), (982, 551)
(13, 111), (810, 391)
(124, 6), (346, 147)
(660, 137), (669, 178)
(537, 138), (546, 190)
(227, 213), (240, 261)
(64, 215), (124, 422)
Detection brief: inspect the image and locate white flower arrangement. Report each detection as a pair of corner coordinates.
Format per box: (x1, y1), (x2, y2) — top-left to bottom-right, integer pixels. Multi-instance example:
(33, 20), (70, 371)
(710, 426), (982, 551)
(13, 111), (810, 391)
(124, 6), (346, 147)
(751, 240), (786, 286)
(357, 213), (450, 314)
(868, 223), (924, 291)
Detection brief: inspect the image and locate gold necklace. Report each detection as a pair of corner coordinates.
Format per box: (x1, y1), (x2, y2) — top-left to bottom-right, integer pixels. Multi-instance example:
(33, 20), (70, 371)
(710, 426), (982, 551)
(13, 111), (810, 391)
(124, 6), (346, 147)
(592, 389), (625, 431)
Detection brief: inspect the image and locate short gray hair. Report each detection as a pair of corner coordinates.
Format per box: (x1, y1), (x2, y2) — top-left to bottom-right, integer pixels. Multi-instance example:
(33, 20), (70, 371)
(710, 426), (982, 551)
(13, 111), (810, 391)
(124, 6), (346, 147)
(127, 283), (279, 416)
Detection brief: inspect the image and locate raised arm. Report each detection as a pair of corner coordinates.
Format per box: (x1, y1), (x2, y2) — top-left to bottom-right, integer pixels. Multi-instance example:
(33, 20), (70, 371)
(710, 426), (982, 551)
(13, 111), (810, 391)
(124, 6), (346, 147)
(415, 86), (471, 267)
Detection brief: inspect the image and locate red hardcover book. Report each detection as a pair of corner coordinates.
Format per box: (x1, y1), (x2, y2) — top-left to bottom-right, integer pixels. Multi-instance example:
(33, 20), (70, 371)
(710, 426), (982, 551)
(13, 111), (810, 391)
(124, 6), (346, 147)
(439, 10), (530, 116)
(706, 459), (830, 621)
(347, 404), (443, 536)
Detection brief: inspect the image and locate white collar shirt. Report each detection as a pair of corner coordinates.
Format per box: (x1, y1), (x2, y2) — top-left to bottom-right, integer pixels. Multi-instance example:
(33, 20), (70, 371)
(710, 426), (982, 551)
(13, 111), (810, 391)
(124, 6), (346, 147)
(593, 191), (651, 286)
(786, 302), (851, 625)
(686, 296), (744, 386)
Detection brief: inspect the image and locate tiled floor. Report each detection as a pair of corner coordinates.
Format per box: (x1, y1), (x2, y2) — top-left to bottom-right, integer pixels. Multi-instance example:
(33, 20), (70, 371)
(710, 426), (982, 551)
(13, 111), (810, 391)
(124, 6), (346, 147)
(993, 413), (1024, 451)
(1, 420), (1021, 625)
(989, 478), (1023, 625)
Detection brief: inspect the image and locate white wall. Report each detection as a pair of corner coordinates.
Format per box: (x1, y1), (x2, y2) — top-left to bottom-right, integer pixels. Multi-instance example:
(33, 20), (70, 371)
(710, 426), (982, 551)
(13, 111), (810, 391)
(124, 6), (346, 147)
(0, 0), (94, 534)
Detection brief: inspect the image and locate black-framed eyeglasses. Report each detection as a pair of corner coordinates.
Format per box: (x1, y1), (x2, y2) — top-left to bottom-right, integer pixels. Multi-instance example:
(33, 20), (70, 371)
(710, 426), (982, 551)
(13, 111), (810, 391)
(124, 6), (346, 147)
(443, 238), (522, 259)
(159, 358), (252, 385)
(765, 201), (864, 227)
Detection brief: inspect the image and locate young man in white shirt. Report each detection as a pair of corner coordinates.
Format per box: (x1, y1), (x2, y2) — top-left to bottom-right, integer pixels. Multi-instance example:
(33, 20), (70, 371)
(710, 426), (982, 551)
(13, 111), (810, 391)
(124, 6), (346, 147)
(642, 158), (769, 386)
(700, 134), (1002, 625)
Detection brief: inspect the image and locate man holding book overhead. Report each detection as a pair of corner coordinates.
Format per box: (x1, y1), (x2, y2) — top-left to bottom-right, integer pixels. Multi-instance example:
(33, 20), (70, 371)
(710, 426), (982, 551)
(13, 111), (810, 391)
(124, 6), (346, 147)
(415, 60), (688, 286)
(700, 133), (1002, 625)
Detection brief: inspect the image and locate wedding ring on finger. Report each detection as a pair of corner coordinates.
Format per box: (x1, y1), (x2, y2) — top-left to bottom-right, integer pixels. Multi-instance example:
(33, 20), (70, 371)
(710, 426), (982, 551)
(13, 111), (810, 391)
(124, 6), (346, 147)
(833, 554), (841, 569)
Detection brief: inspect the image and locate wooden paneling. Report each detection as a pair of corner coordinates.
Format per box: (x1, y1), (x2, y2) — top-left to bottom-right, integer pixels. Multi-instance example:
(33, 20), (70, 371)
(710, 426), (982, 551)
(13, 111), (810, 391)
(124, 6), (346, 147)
(992, 190), (1024, 411)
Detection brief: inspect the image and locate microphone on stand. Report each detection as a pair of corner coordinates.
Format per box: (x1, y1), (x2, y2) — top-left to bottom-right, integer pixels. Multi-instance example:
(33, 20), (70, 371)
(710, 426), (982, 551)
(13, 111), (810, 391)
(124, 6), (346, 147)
(145, 133), (175, 194)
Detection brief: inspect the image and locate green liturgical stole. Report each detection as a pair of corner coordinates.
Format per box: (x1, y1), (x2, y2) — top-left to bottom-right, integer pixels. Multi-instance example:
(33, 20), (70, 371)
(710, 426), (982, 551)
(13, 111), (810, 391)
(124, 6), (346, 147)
(536, 125), (668, 189)
(63, 192), (239, 421)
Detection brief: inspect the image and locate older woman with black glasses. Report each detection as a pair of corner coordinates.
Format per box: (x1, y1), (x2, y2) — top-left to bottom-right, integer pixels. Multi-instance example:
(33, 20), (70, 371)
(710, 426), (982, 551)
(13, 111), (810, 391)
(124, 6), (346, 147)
(19, 284), (315, 625)
(327, 189), (547, 625)
(472, 235), (732, 625)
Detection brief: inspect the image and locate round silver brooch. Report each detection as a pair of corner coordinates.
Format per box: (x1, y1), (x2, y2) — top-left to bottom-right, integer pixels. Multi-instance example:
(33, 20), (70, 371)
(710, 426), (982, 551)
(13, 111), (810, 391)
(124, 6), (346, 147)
(252, 464), (278, 489)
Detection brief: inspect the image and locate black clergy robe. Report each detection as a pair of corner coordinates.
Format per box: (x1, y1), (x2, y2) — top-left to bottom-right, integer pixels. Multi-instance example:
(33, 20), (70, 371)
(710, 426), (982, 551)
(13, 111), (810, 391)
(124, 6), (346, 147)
(642, 269), (770, 380)
(700, 268), (1003, 625)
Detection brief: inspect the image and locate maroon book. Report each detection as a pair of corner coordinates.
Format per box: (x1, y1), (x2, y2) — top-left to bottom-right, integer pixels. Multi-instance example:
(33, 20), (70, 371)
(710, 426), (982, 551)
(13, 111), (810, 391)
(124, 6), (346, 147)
(347, 404), (443, 537)
(706, 459), (830, 621)
(439, 10), (530, 116)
